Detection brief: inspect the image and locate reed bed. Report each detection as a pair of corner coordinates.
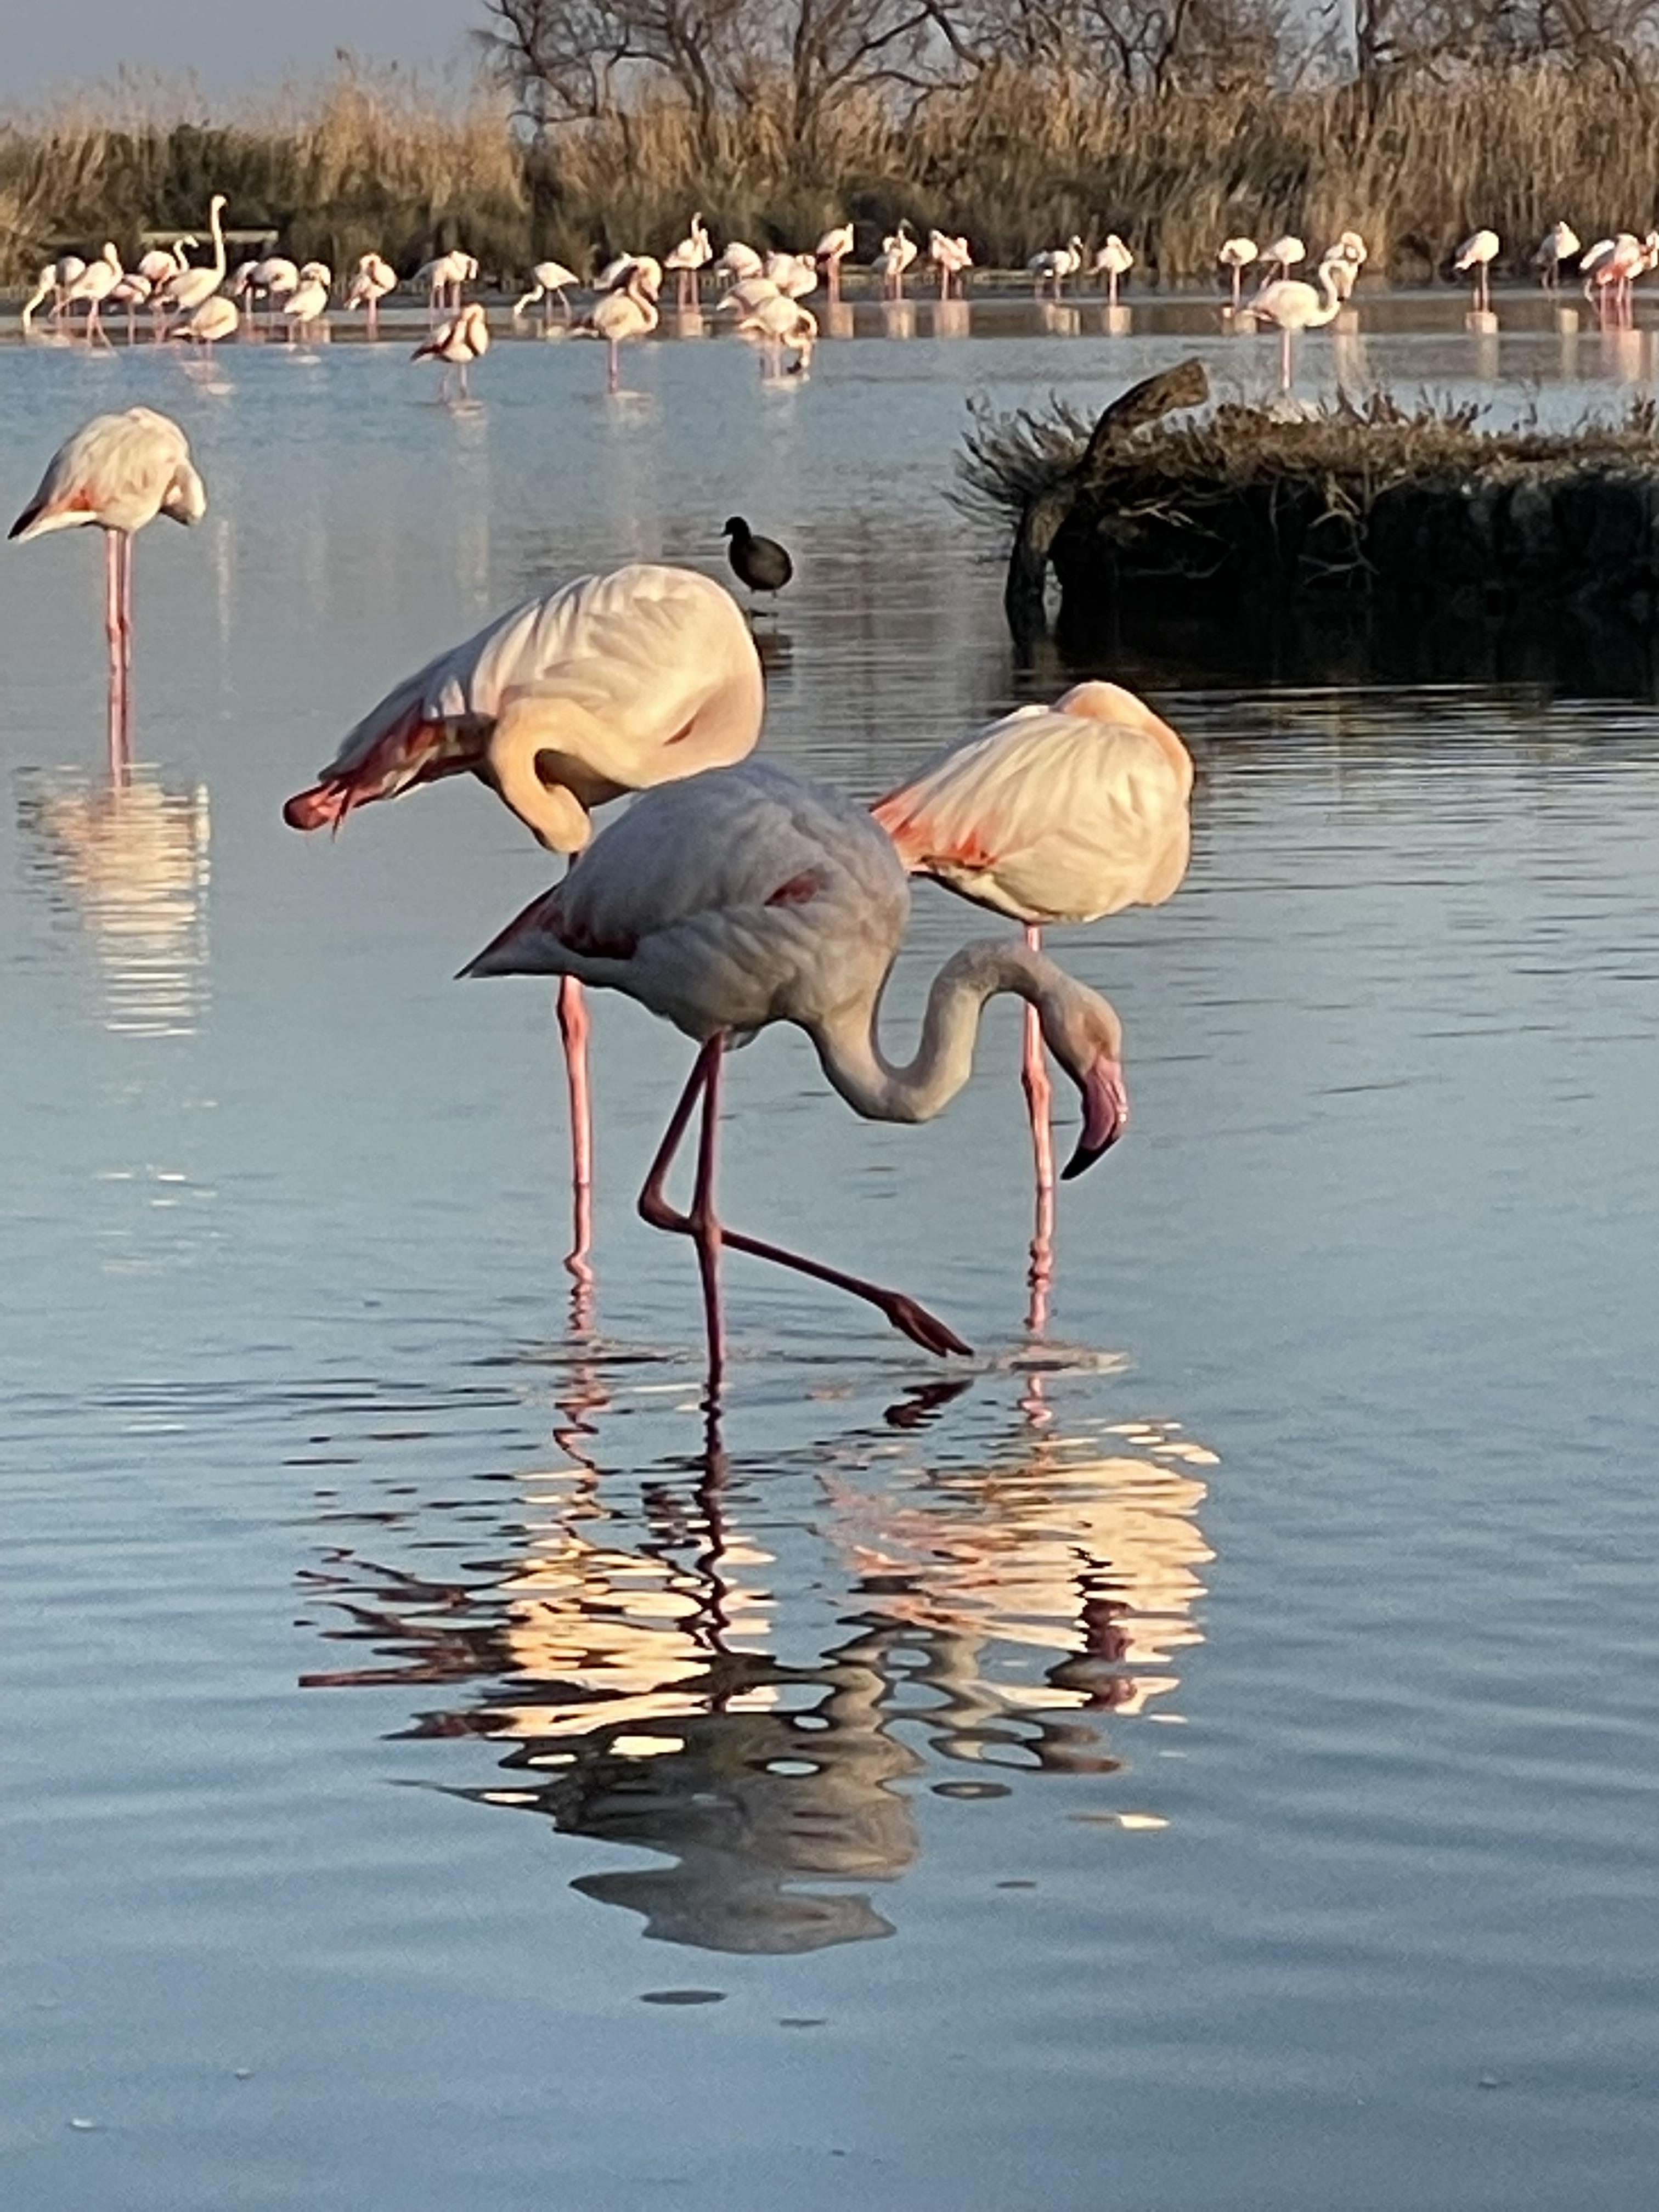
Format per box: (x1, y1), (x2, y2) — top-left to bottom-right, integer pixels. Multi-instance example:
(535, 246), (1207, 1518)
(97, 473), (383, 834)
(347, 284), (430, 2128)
(5, 59), (1659, 290)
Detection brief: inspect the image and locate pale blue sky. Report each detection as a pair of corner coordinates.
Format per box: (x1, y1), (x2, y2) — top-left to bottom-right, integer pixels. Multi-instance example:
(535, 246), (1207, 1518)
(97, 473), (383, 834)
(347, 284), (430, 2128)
(10, 1), (473, 97)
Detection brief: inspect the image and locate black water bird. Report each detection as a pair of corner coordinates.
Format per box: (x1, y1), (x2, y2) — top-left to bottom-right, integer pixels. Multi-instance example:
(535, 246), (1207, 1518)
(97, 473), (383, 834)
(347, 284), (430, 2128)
(723, 516), (793, 612)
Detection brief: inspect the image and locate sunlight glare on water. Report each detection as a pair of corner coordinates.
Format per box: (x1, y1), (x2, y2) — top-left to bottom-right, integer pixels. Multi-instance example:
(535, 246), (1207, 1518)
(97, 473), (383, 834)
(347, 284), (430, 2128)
(2, 309), (1657, 2211)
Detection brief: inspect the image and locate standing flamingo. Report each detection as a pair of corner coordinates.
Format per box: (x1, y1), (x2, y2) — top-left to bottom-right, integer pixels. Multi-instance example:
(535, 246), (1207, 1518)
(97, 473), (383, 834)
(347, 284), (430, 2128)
(872, 221), (918, 300)
(8, 409), (206, 769)
(413, 303), (489, 397)
(61, 245), (124, 343)
(816, 222), (855, 301)
(1092, 235), (1134, 306)
(1454, 229), (1500, 312)
(929, 231), (974, 298)
(157, 195), (228, 336)
(417, 250), (477, 317)
(1259, 234), (1305, 283)
(574, 264), (660, 392)
(1250, 261), (1346, 390)
(872, 681), (1188, 1326)
(663, 213), (713, 306)
(514, 260), (582, 331)
(346, 253), (398, 336)
(1217, 236), (1258, 312)
(462, 761), (1129, 1380)
(1534, 222), (1581, 290)
(282, 563), (765, 1279)
(1027, 236), (1084, 299)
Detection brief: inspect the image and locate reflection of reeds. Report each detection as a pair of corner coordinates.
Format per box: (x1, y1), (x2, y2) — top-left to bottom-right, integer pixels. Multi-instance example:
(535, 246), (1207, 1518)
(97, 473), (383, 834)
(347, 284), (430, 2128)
(12, 60), (1659, 286)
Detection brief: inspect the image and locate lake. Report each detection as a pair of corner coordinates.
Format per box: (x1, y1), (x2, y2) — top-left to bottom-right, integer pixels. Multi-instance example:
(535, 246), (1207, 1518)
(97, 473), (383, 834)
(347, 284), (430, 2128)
(2, 302), (1657, 2211)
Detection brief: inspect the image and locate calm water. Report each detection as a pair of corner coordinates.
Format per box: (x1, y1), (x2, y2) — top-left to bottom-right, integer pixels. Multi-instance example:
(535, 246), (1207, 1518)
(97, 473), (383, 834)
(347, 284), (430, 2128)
(3, 311), (1657, 2211)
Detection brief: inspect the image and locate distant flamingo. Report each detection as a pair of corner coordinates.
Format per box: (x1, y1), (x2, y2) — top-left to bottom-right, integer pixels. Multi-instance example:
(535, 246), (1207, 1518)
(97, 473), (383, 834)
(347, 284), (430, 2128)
(1092, 234), (1133, 306)
(514, 259), (581, 330)
(183, 295), (240, 347)
(281, 266), (331, 345)
(158, 195), (228, 335)
(110, 270), (153, 343)
(1454, 228), (1500, 312)
(1259, 234), (1305, 283)
(346, 252), (397, 336)
(1583, 230), (1654, 326)
(872, 221), (918, 300)
(137, 240), (193, 289)
(816, 222), (855, 301)
(873, 681), (1187, 1323)
(715, 241), (765, 286)
(249, 255), (300, 334)
(735, 294), (817, 375)
(417, 249), (477, 317)
(1534, 222), (1581, 290)
(1250, 261), (1346, 390)
(929, 230), (973, 298)
(1218, 236), (1258, 311)
(664, 213), (712, 306)
(1028, 236), (1084, 299)
(575, 264), (659, 392)
(8, 409), (206, 768)
(763, 251), (819, 300)
(413, 302), (489, 397)
(282, 564), (765, 1278)
(463, 761), (1129, 1378)
(21, 257), (84, 331)
(61, 245), (123, 342)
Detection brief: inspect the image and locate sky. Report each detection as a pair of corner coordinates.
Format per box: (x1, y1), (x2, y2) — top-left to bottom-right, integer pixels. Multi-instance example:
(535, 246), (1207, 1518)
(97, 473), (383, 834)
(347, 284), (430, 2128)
(8, 1), (474, 98)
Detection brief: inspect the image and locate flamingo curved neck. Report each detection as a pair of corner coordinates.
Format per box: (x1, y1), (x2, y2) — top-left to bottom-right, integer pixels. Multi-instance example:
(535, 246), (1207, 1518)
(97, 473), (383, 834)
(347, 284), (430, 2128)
(810, 940), (1094, 1126)
(485, 702), (600, 851)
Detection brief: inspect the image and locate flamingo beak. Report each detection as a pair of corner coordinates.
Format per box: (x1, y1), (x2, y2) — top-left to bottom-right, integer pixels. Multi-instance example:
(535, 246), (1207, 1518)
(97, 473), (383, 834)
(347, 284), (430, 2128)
(1062, 1056), (1128, 1180)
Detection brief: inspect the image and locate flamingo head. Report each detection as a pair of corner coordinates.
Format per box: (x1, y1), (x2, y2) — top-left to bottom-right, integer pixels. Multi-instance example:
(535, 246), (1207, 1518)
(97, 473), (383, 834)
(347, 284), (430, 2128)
(161, 461), (208, 529)
(1040, 983), (1128, 1177)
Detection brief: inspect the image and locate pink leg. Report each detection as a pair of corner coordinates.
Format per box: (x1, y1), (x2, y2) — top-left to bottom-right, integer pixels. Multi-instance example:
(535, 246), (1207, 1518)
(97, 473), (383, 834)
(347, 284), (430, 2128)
(556, 975), (594, 1284)
(103, 532), (128, 777)
(1281, 325), (1293, 392)
(637, 1037), (973, 1362)
(1022, 924), (1056, 1336)
(607, 338), (619, 393)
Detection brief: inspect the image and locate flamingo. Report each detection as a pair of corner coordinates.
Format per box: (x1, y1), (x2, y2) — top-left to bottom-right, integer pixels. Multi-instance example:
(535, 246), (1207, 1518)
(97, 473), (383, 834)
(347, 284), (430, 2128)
(1027, 236), (1083, 300)
(514, 259), (581, 331)
(462, 761), (1129, 1379)
(412, 302), (489, 398)
(594, 251), (662, 295)
(664, 213), (712, 306)
(137, 239), (194, 289)
(1092, 234), (1133, 306)
(183, 295), (240, 347)
(816, 222), (855, 301)
(346, 252), (398, 336)
(1259, 234), (1305, 283)
(716, 274), (782, 318)
(110, 270), (153, 344)
(1535, 223), (1581, 290)
(929, 230), (973, 299)
(734, 295), (817, 376)
(714, 241), (765, 286)
(249, 255), (300, 334)
(417, 249), (477, 317)
(1250, 259), (1346, 390)
(158, 194), (228, 336)
(1333, 229), (1368, 268)
(281, 266), (331, 346)
(872, 221), (918, 300)
(8, 409), (206, 769)
(1454, 228), (1500, 312)
(872, 681), (1188, 1325)
(21, 257), (85, 331)
(1583, 231), (1653, 326)
(61, 244), (123, 342)
(764, 251), (819, 301)
(574, 264), (659, 392)
(1217, 236), (1258, 312)
(281, 563), (765, 1279)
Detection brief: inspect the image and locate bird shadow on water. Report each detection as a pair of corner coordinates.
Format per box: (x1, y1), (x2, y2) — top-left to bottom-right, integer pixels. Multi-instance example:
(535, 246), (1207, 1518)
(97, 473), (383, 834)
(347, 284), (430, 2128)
(293, 1339), (1218, 1959)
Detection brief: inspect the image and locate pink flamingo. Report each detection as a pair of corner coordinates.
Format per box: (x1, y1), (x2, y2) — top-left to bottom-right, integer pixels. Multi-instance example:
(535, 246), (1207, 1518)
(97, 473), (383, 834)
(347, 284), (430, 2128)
(283, 563), (765, 1283)
(9, 408), (207, 770)
(873, 681), (1190, 1327)
(1453, 228), (1500, 313)
(413, 303), (489, 398)
(1249, 262), (1346, 390)
(463, 761), (1129, 1381)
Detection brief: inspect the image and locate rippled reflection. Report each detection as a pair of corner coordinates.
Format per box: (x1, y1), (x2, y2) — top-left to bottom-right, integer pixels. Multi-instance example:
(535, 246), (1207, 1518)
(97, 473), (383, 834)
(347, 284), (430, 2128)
(14, 766), (211, 1036)
(301, 1389), (1215, 1953)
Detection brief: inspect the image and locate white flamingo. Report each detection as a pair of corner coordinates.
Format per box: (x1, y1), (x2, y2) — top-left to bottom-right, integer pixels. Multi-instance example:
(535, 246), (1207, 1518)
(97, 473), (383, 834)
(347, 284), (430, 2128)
(929, 231), (974, 299)
(1534, 223), (1581, 290)
(816, 222), (855, 301)
(1250, 259), (1346, 390)
(1218, 236), (1258, 312)
(714, 241), (765, 286)
(417, 250), (477, 317)
(663, 213), (713, 306)
(735, 295), (817, 376)
(514, 259), (581, 330)
(1259, 234), (1306, 284)
(1453, 228), (1500, 312)
(412, 302), (489, 398)
(575, 264), (660, 393)
(345, 253), (398, 336)
(1027, 236), (1084, 300)
(281, 265), (331, 345)
(1092, 235), (1133, 306)
(158, 195), (228, 336)
(61, 244), (124, 342)
(183, 295), (240, 346)
(462, 761), (1129, 1378)
(872, 221), (918, 300)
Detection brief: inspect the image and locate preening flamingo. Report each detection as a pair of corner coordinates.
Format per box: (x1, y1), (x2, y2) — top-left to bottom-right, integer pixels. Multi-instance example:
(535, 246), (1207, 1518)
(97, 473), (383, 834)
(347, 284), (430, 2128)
(183, 295), (240, 346)
(664, 213), (713, 306)
(346, 252), (397, 336)
(816, 222), (855, 301)
(282, 563), (765, 1278)
(873, 680), (1188, 1324)
(61, 245), (123, 342)
(872, 221), (918, 300)
(463, 761), (1129, 1378)
(714, 241), (765, 286)
(1454, 229), (1500, 312)
(413, 303), (489, 398)
(1092, 235), (1133, 306)
(418, 249), (477, 317)
(1535, 223), (1581, 290)
(734, 294), (817, 376)
(764, 251), (819, 300)
(575, 264), (659, 392)
(1250, 261), (1345, 390)
(159, 195), (228, 334)
(249, 255), (300, 333)
(514, 260), (581, 330)
(1218, 236), (1258, 312)
(137, 240), (193, 289)
(1028, 236), (1084, 299)
(281, 267), (331, 345)
(929, 230), (973, 299)
(9, 409), (206, 769)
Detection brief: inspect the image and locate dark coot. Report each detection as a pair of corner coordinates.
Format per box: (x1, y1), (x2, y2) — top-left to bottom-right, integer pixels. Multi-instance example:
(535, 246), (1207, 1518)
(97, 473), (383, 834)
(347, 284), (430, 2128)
(722, 516), (793, 604)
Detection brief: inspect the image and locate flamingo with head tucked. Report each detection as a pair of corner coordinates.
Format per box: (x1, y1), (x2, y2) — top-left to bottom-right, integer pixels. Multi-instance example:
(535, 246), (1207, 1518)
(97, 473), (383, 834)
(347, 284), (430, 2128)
(1534, 222), (1581, 290)
(873, 681), (1188, 1324)
(816, 222), (855, 301)
(872, 221), (918, 300)
(346, 253), (398, 336)
(1454, 228), (1500, 312)
(9, 409), (206, 768)
(1092, 235), (1133, 306)
(413, 302), (489, 397)
(463, 760), (1129, 1379)
(1218, 236), (1257, 312)
(281, 564), (765, 1282)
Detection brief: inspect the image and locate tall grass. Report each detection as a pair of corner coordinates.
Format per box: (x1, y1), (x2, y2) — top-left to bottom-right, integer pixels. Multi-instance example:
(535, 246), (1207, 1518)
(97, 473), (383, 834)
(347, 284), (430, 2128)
(4, 58), (1657, 288)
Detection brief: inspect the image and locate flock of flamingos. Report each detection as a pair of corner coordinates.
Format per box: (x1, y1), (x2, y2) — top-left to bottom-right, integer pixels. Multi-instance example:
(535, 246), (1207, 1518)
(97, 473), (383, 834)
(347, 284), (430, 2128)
(9, 394), (1190, 1378)
(15, 193), (1640, 394)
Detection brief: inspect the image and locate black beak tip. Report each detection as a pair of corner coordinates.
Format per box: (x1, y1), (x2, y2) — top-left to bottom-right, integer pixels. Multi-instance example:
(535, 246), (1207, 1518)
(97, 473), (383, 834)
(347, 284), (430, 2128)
(1061, 1128), (1121, 1181)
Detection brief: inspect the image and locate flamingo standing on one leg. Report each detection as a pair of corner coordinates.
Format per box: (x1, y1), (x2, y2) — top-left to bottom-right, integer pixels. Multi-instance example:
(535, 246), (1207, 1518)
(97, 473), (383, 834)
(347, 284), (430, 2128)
(872, 680), (1189, 1328)
(1259, 234), (1305, 285)
(1092, 234), (1134, 306)
(816, 222), (855, 302)
(1217, 236), (1258, 313)
(1534, 222), (1581, 291)
(462, 761), (1130, 1382)
(663, 213), (712, 306)
(872, 221), (918, 300)
(281, 563), (765, 1284)
(413, 302), (489, 397)
(1454, 228), (1500, 313)
(8, 409), (206, 772)
(346, 253), (397, 336)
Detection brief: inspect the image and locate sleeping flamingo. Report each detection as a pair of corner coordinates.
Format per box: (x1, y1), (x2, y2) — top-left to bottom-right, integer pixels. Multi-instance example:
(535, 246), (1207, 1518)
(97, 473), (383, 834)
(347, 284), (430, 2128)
(816, 222), (855, 302)
(873, 681), (1189, 1326)
(463, 761), (1129, 1380)
(1218, 236), (1258, 311)
(282, 563), (765, 1280)
(9, 409), (206, 770)
(346, 253), (398, 336)
(1454, 228), (1500, 312)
